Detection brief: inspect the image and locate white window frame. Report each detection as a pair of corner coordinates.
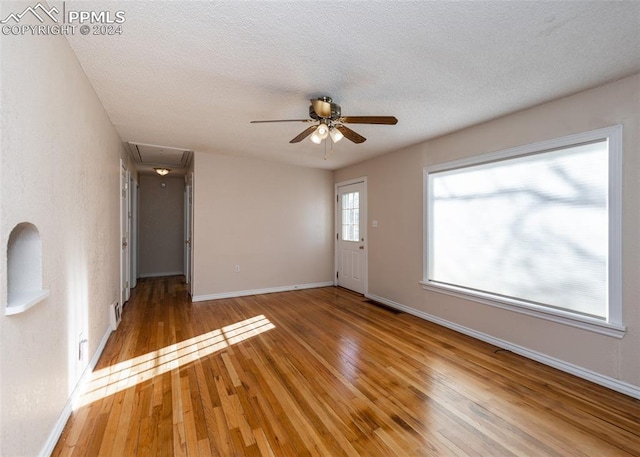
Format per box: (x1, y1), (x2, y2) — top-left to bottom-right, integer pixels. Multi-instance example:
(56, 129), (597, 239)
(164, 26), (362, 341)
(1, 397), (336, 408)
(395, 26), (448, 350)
(341, 191), (361, 242)
(422, 125), (625, 338)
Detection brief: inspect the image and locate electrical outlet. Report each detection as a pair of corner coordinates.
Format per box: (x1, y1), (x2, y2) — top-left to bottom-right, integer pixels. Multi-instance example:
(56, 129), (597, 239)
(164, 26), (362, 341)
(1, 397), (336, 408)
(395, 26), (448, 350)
(234, 265), (240, 272)
(78, 334), (88, 361)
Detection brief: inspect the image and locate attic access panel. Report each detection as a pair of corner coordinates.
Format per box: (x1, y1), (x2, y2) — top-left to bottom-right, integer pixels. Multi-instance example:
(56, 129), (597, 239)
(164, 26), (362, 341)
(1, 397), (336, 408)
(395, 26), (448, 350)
(129, 142), (192, 168)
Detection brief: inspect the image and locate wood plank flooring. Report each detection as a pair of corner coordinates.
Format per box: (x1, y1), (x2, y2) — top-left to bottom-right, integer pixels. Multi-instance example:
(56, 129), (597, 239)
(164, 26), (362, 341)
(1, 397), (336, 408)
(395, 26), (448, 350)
(53, 276), (640, 456)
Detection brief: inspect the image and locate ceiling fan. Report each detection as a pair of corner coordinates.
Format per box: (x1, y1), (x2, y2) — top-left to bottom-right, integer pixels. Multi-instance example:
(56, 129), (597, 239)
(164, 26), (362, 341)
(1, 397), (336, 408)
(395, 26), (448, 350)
(250, 96), (398, 144)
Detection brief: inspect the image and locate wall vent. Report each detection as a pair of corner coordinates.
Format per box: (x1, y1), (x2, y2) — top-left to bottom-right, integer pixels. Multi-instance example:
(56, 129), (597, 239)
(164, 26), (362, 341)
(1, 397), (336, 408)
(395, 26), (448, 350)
(110, 301), (122, 330)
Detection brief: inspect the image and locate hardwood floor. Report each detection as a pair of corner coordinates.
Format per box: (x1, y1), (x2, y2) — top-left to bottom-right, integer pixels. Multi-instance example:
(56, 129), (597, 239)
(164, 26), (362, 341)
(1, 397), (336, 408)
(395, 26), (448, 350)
(53, 276), (640, 456)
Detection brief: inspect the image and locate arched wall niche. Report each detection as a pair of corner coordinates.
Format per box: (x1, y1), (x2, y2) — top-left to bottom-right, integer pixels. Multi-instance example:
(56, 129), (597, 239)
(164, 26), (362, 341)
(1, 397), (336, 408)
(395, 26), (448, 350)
(6, 222), (49, 315)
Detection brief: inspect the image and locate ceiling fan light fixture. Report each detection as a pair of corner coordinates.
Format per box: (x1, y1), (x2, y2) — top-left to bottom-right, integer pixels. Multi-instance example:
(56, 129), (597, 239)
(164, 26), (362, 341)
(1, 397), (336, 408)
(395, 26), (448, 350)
(310, 131), (322, 144)
(316, 123), (329, 139)
(330, 127), (344, 143)
(154, 167), (170, 176)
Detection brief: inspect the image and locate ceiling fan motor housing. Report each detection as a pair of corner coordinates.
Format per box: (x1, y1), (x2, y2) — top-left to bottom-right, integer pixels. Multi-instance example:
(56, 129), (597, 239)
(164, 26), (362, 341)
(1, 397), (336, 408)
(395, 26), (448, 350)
(309, 103), (341, 120)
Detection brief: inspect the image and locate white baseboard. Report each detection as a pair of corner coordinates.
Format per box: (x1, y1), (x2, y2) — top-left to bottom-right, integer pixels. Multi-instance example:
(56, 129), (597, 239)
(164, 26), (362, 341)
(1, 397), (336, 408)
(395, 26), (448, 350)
(39, 324), (113, 457)
(365, 293), (640, 400)
(193, 281), (335, 302)
(139, 271), (183, 278)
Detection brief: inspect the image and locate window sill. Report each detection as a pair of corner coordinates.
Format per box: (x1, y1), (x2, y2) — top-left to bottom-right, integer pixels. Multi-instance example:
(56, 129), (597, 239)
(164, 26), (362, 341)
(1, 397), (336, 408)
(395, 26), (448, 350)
(420, 281), (626, 338)
(6, 289), (50, 316)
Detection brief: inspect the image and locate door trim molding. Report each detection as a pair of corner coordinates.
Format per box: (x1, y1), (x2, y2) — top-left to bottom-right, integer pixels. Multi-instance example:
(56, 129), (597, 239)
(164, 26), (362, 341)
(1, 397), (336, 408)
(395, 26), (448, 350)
(130, 175), (138, 290)
(119, 159), (131, 306)
(335, 177), (368, 295)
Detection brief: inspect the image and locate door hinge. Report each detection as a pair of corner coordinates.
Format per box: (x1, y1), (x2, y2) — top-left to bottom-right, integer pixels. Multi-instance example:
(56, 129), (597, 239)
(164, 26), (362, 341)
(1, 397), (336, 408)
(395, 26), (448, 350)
(336, 195), (339, 203)
(336, 233), (339, 240)
(336, 271), (339, 279)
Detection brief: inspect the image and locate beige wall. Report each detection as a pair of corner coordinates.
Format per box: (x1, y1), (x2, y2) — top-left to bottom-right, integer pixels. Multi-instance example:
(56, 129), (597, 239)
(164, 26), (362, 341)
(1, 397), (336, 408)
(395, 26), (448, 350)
(0, 5), (123, 455)
(193, 153), (334, 298)
(139, 175), (184, 277)
(336, 74), (640, 390)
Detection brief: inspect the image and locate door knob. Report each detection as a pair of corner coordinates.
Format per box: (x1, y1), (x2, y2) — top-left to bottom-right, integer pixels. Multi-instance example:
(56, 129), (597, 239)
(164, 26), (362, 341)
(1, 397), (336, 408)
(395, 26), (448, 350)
(359, 246), (364, 250)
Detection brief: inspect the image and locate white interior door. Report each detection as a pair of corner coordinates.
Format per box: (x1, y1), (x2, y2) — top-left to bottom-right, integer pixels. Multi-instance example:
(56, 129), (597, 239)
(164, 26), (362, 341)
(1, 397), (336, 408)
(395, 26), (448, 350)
(336, 180), (367, 294)
(120, 161), (130, 306)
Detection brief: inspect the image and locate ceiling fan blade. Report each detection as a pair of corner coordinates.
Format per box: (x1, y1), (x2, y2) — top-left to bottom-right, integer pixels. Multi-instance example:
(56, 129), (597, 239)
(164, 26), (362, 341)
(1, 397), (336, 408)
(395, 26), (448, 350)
(250, 119), (311, 123)
(289, 125), (318, 143)
(336, 125), (366, 144)
(341, 116), (398, 125)
(311, 99), (332, 118)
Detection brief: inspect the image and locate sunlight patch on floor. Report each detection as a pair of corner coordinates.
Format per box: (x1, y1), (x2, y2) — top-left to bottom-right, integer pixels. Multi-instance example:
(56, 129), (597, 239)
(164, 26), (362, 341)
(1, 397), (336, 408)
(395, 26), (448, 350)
(75, 315), (275, 408)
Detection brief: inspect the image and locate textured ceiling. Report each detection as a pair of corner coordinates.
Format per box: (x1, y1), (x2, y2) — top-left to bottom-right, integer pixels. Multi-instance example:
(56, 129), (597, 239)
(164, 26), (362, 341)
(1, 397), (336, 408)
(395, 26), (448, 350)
(56, 1), (640, 170)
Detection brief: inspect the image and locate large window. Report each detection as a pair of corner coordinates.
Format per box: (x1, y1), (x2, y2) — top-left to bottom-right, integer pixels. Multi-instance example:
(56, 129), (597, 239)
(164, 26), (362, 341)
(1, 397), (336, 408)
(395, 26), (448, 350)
(422, 126), (624, 336)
